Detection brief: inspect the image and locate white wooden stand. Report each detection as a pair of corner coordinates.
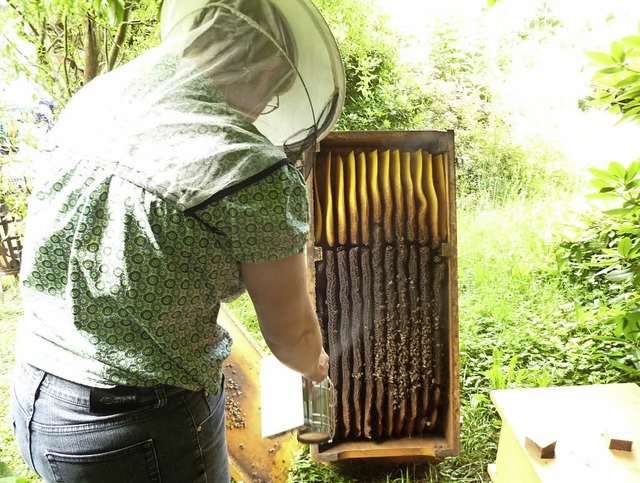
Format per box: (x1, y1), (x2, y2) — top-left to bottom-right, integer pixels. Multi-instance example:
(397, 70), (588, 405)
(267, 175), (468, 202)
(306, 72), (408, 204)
(489, 383), (640, 483)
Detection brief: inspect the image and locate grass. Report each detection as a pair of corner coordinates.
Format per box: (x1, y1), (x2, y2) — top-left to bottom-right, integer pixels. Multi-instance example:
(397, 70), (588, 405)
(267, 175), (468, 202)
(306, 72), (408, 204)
(0, 277), (38, 482)
(0, 192), (632, 482)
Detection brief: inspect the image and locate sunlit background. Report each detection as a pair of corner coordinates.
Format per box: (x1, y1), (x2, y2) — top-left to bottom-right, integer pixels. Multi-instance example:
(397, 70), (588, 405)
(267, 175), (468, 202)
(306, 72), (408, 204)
(377, 0), (640, 167)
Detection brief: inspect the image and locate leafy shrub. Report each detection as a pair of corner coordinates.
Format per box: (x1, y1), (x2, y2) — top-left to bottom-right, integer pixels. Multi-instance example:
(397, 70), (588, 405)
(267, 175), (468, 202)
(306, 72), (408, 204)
(0, 167), (29, 222)
(586, 25), (640, 124)
(556, 160), (640, 376)
(315, 0), (427, 131)
(0, 106), (40, 225)
(554, 23), (640, 378)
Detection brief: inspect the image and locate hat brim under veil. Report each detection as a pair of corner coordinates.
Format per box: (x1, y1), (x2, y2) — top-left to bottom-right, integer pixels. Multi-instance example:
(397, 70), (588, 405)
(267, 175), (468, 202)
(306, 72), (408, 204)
(160, 0), (346, 161)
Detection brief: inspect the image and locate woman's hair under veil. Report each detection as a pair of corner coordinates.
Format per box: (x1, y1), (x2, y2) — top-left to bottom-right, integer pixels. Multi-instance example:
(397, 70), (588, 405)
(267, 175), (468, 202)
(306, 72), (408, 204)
(185, 1), (298, 97)
(179, 1), (299, 123)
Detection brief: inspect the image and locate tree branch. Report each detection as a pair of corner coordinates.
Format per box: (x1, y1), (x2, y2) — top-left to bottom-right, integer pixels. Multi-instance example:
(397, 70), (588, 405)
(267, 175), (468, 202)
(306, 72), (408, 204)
(108, 0), (131, 71)
(63, 15), (71, 98)
(6, 0), (40, 40)
(103, 27), (109, 72)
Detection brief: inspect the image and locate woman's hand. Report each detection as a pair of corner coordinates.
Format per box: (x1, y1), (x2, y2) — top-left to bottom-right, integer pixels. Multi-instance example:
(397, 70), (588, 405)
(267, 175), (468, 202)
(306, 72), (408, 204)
(302, 347), (329, 383)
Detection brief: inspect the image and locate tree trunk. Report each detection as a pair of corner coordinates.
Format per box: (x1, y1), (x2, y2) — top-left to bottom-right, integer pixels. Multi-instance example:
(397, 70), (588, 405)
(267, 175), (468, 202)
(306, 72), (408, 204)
(84, 15), (100, 84)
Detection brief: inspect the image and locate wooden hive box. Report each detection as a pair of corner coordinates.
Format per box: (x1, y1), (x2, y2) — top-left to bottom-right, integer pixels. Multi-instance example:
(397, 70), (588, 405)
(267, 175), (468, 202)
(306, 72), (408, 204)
(304, 130), (460, 461)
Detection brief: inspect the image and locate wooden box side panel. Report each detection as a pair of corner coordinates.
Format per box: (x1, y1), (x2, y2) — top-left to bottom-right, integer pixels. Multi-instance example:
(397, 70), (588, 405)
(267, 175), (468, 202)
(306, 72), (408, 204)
(444, 130), (461, 455)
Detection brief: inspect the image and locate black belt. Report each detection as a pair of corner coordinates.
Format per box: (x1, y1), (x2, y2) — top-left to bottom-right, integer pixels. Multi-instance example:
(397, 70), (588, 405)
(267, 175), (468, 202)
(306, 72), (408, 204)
(89, 384), (191, 414)
(19, 362), (196, 415)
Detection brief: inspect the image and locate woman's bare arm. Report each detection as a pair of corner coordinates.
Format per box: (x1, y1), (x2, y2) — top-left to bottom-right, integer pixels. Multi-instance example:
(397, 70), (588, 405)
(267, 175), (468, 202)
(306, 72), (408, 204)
(240, 252), (329, 382)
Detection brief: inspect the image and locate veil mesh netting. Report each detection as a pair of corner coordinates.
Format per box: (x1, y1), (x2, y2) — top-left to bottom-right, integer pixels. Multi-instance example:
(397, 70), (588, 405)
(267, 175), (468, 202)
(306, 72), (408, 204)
(43, 0), (345, 210)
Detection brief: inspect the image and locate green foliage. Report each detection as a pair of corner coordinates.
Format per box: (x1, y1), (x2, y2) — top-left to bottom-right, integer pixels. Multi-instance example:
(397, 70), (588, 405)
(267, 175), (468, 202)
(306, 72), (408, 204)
(559, 20), (640, 380)
(0, 172), (29, 223)
(314, 0), (425, 131)
(555, 160), (640, 377)
(1, 0), (160, 107)
(0, 296), (38, 482)
(0, 461), (30, 483)
(517, 3), (563, 42)
(224, 295), (269, 353)
(287, 447), (353, 483)
(0, 160), (30, 229)
(483, 349), (549, 390)
(0, 107), (36, 235)
(586, 23), (640, 124)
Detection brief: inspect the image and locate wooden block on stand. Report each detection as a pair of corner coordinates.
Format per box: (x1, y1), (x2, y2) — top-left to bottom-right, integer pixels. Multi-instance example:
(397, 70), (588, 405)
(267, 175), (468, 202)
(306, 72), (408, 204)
(525, 435), (556, 460)
(606, 425), (634, 452)
(609, 437), (633, 452)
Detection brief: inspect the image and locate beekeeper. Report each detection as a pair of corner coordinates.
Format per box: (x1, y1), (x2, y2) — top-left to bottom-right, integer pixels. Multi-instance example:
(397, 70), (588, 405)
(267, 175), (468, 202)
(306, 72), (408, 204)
(10, 0), (345, 481)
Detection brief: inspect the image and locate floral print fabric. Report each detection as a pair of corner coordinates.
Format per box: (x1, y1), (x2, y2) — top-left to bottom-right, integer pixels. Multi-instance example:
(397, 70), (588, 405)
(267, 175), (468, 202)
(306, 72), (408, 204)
(18, 162), (309, 392)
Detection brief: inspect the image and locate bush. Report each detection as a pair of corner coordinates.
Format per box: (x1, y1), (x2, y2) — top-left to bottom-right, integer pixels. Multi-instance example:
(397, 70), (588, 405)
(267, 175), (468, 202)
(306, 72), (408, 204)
(0, 157), (30, 225)
(586, 26), (640, 125)
(315, 0), (426, 131)
(554, 24), (640, 379)
(555, 160), (640, 377)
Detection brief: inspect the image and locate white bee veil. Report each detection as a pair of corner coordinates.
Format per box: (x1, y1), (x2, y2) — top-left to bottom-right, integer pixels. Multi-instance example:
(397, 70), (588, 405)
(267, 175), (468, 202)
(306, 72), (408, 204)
(45, 0), (345, 211)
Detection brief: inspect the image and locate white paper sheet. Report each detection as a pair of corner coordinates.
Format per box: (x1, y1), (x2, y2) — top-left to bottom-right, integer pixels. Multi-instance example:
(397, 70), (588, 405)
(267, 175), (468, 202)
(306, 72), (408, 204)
(260, 355), (305, 438)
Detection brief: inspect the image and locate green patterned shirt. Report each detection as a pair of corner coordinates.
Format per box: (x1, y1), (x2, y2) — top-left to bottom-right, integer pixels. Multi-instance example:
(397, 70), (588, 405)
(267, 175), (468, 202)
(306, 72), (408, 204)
(17, 161), (309, 393)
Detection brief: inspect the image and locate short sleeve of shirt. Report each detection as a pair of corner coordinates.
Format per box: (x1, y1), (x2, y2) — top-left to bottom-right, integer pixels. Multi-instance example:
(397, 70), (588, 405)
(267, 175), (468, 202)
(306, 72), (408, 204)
(194, 163), (309, 263)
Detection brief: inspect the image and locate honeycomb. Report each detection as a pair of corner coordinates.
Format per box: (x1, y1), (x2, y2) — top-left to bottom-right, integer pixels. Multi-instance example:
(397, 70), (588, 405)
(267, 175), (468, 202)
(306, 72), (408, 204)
(313, 148), (450, 440)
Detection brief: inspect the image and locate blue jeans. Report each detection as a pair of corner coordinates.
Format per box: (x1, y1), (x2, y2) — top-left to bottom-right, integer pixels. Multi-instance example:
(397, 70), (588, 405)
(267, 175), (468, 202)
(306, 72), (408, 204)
(10, 362), (230, 482)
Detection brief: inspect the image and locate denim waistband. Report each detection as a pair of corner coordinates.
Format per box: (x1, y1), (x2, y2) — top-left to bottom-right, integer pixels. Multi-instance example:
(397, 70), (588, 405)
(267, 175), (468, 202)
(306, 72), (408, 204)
(17, 362), (194, 415)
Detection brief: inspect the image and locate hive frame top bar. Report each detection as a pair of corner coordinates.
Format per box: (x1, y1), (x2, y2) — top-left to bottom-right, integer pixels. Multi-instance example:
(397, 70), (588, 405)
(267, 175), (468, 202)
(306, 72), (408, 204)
(317, 130), (454, 154)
